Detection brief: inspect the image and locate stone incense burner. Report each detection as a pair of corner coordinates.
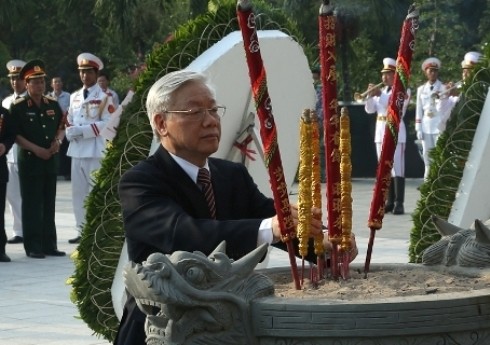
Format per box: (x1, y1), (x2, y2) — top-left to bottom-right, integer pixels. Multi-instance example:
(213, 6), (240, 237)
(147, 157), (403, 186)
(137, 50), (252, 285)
(124, 219), (490, 345)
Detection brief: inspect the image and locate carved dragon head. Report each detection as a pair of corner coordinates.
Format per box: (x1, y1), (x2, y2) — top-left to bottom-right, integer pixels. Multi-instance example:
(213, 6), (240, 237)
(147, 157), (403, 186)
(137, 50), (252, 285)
(422, 216), (490, 267)
(124, 242), (274, 345)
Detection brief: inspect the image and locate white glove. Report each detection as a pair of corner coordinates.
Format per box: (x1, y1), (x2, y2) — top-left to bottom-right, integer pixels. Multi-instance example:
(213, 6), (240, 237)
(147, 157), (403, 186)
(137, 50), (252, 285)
(66, 126), (83, 141)
(416, 131), (423, 140)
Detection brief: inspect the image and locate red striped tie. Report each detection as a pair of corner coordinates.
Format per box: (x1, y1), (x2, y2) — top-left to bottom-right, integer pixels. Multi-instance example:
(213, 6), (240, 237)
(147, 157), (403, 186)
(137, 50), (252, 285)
(197, 168), (216, 219)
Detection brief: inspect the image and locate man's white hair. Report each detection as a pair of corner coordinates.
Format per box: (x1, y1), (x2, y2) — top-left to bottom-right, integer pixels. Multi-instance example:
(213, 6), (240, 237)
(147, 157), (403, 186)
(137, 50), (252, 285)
(146, 70), (215, 137)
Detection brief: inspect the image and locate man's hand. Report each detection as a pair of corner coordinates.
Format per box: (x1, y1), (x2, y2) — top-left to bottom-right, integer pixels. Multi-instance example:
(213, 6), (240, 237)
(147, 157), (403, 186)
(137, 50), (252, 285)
(271, 205), (323, 243)
(49, 140), (60, 155)
(416, 131), (423, 140)
(367, 83), (382, 98)
(272, 204), (358, 263)
(66, 126), (83, 141)
(34, 146), (52, 160)
(0, 143), (6, 156)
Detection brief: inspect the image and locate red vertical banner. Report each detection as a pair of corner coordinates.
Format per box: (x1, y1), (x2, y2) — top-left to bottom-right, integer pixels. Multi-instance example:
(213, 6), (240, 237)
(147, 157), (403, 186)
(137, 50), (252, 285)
(319, 1), (342, 275)
(365, 4), (419, 274)
(236, 0), (300, 289)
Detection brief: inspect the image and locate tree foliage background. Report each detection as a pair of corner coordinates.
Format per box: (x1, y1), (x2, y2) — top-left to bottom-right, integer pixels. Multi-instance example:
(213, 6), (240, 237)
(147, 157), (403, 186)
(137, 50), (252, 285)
(2, 0), (490, 100)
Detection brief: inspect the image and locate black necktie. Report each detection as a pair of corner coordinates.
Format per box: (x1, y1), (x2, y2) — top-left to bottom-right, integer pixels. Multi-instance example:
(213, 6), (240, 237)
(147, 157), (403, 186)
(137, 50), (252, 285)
(387, 86), (392, 92)
(83, 88), (89, 99)
(197, 168), (216, 219)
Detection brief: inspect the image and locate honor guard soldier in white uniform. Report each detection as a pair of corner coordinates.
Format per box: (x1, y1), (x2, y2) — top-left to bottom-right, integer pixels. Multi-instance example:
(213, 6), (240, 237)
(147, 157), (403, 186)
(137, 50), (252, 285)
(66, 53), (114, 244)
(364, 58), (410, 214)
(438, 51), (482, 130)
(415, 57), (449, 180)
(2, 60), (26, 244)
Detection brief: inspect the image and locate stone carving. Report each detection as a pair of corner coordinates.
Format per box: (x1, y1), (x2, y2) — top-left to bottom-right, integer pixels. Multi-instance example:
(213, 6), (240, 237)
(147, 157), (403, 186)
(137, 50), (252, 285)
(124, 242), (274, 345)
(422, 216), (490, 266)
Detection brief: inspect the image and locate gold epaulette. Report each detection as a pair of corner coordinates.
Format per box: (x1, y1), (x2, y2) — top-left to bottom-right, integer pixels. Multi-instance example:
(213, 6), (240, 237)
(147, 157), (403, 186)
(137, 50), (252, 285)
(44, 95), (57, 102)
(12, 96), (27, 105)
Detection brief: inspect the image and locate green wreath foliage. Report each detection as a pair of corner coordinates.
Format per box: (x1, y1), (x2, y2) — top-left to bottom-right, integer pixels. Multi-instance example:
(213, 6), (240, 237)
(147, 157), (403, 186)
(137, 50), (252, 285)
(69, 1), (309, 341)
(409, 44), (490, 263)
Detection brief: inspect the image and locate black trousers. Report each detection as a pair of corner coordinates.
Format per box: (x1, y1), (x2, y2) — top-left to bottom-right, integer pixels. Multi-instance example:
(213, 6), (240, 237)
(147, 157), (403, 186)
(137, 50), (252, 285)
(0, 182), (6, 253)
(19, 172), (58, 254)
(58, 138), (71, 178)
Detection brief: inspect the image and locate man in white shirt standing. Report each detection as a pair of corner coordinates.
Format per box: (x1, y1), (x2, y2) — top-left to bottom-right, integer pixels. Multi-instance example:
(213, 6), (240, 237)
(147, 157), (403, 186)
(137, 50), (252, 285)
(66, 53), (114, 244)
(415, 57), (449, 180)
(364, 57), (410, 215)
(49, 76), (71, 180)
(1, 60), (26, 244)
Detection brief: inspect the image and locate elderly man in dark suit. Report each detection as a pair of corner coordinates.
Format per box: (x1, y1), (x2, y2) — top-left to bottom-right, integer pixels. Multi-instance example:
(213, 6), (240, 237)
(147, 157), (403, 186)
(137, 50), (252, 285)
(114, 70), (356, 345)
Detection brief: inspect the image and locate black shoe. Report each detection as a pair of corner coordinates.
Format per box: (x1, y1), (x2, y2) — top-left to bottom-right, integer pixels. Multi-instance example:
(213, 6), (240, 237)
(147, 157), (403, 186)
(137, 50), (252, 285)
(7, 236), (23, 244)
(68, 236), (81, 244)
(393, 203), (405, 215)
(44, 250), (66, 257)
(0, 253), (11, 262)
(27, 252), (46, 259)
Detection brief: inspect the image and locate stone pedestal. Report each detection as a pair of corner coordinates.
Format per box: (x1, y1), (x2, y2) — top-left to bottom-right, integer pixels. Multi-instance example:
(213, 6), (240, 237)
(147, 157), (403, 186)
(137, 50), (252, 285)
(252, 264), (490, 345)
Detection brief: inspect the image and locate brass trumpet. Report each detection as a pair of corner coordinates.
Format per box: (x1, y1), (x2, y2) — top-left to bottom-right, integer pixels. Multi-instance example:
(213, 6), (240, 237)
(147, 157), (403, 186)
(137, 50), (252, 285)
(354, 82), (384, 102)
(431, 80), (463, 99)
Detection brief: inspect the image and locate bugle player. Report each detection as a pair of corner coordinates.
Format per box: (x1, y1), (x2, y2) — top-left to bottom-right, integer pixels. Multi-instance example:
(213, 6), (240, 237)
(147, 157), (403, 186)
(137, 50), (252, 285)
(364, 57), (410, 215)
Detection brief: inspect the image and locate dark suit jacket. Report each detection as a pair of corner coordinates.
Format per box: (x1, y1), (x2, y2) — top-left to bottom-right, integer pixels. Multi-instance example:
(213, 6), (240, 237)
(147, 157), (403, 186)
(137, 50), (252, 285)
(120, 145), (277, 264)
(115, 145), (317, 345)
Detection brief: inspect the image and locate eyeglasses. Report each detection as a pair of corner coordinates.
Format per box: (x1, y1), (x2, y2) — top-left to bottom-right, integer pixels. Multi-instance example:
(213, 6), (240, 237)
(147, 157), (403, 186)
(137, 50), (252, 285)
(163, 106), (226, 122)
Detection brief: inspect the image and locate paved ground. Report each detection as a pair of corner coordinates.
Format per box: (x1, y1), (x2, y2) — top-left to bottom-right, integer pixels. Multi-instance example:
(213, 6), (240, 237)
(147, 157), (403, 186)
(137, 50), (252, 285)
(0, 178), (422, 345)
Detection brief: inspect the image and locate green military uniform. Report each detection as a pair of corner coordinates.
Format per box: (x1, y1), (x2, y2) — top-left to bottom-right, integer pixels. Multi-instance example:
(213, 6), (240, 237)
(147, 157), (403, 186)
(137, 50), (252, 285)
(9, 59), (65, 257)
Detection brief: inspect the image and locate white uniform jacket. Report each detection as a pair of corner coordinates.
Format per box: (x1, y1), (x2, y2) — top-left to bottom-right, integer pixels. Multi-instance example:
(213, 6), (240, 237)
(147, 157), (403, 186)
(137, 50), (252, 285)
(2, 91), (27, 164)
(415, 80), (448, 134)
(66, 85), (113, 158)
(364, 86), (410, 144)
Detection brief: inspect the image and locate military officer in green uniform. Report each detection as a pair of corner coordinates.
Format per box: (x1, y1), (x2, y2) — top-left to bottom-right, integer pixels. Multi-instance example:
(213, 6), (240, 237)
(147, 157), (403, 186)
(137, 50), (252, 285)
(9, 60), (66, 259)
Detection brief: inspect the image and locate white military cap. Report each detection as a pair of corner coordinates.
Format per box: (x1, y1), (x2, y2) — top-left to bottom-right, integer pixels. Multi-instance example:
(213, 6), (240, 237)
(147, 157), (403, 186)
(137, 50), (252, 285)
(77, 52), (104, 71)
(6, 59), (26, 77)
(421, 57), (441, 71)
(461, 51), (482, 69)
(381, 57), (396, 72)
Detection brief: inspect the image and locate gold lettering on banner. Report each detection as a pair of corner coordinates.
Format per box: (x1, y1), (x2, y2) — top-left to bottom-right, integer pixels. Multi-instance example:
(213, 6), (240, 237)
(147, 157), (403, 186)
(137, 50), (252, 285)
(273, 166), (283, 181)
(277, 181), (288, 198)
(332, 197), (342, 213)
(333, 215), (342, 229)
(332, 182), (342, 196)
(329, 99), (338, 111)
(325, 33), (335, 47)
(284, 215), (295, 230)
(280, 197), (290, 211)
(324, 17), (335, 30)
(327, 66), (337, 82)
(327, 51), (336, 62)
(331, 148), (341, 163)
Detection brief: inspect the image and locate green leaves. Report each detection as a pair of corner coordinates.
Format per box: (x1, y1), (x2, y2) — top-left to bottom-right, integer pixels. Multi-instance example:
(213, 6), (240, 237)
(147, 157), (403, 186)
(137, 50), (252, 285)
(409, 53), (490, 262)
